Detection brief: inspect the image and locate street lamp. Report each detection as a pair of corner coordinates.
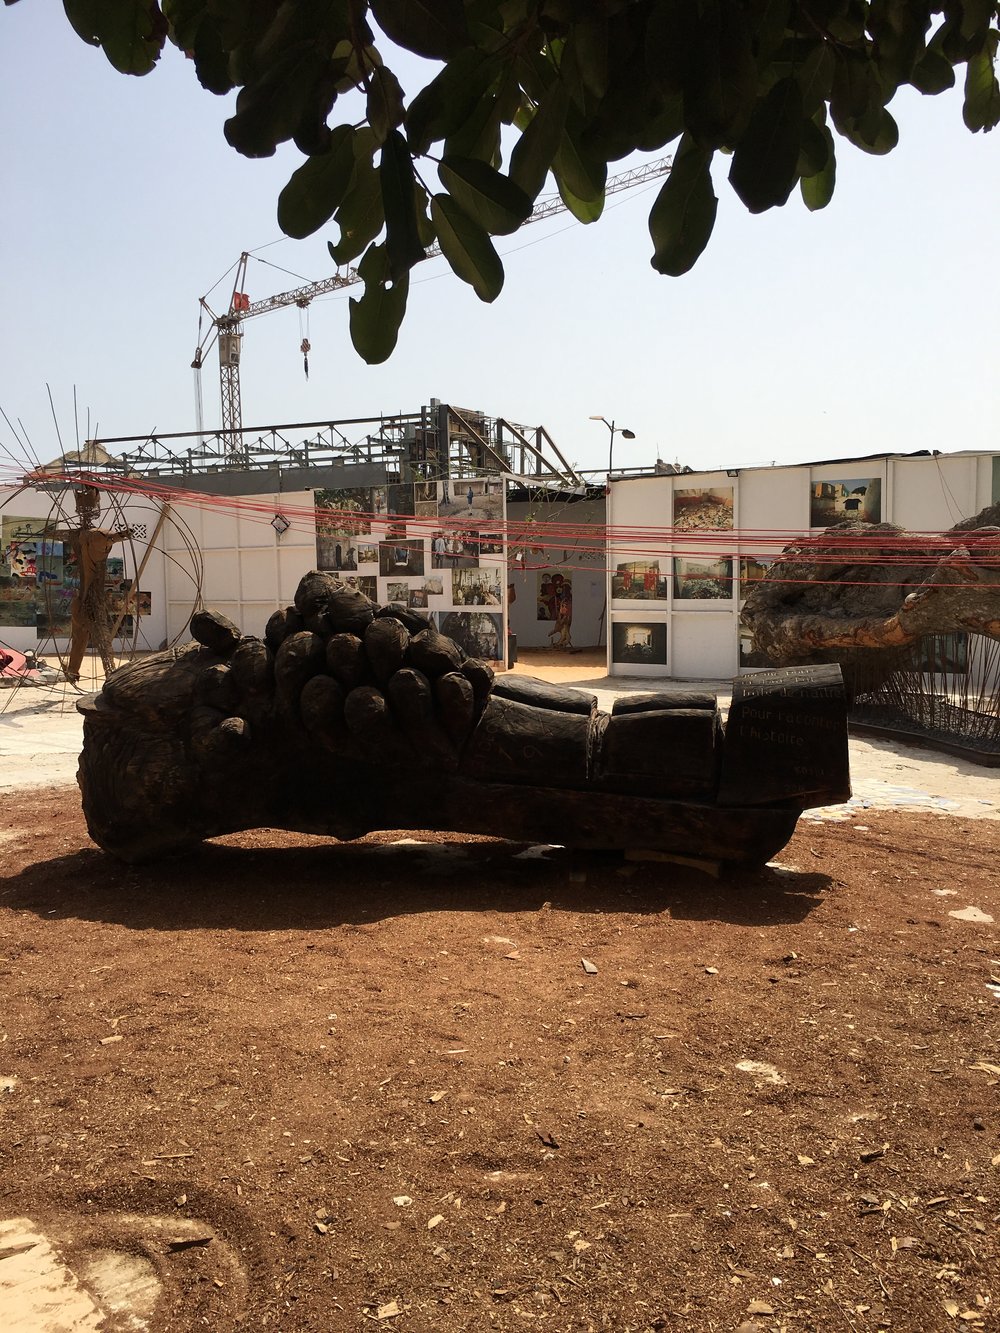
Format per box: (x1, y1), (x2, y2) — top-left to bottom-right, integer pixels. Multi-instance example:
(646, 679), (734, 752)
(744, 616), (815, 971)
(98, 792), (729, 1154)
(589, 415), (636, 475)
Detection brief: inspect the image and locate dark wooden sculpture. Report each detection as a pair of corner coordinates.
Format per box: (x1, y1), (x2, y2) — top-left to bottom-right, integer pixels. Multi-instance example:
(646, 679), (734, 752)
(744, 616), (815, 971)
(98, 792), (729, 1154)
(77, 574), (851, 866)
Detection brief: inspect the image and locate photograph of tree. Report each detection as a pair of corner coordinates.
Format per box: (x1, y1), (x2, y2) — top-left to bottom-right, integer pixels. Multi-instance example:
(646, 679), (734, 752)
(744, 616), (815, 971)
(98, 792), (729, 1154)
(436, 611), (503, 661)
(452, 568), (502, 606)
(673, 487), (734, 531)
(810, 478), (881, 526)
(387, 483), (415, 521)
(314, 488), (373, 536)
(673, 558), (734, 600)
(612, 621), (667, 666)
(611, 560), (669, 600)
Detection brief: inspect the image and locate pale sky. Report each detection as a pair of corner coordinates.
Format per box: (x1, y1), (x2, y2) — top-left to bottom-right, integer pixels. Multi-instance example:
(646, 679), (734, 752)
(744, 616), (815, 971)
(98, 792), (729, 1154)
(2, 5), (997, 479)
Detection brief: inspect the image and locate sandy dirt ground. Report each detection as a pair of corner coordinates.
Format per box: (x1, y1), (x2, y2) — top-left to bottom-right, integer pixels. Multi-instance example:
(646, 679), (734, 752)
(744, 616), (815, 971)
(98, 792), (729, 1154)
(1, 650), (998, 1332)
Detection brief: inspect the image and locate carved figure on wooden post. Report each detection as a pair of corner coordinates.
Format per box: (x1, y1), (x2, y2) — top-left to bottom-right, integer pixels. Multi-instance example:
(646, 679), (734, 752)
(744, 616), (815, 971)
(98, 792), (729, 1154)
(51, 487), (133, 683)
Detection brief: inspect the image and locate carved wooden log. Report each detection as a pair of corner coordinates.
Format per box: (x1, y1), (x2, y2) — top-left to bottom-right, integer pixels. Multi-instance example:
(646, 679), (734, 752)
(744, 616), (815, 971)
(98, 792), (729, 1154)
(741, 503), (1000, 692)
(76, 580), (851, 866)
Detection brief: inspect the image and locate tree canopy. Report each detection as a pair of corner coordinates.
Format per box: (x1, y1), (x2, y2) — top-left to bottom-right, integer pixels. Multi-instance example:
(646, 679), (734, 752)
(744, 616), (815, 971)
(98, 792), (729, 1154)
(23, 1), (1000, 362)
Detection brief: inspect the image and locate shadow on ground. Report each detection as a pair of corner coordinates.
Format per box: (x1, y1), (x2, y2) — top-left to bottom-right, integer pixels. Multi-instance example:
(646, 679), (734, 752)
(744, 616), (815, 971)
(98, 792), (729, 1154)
(2, 835), (831, 932)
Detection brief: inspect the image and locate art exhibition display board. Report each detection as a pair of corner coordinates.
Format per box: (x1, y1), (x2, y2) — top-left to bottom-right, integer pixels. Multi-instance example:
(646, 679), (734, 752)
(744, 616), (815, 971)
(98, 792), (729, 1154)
(0, 486), (168, 656)
(312, 476), (507, 664)
(607, 450), (999, 681)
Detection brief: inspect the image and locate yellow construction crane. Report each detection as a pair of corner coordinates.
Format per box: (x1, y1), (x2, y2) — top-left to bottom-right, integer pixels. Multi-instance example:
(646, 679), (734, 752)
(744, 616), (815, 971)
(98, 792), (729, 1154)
(191, 155), (673, 455)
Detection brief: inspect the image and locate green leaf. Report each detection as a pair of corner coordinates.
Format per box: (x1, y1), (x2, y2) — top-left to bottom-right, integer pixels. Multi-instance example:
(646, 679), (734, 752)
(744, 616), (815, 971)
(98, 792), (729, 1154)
(224, 45), (327, 157)
(405, 50), (498, 155)
(964, 37), (1000, 132)
(552, 124), (607, 203)
(960, 0), (995, 42)
(444, 94), (501, 165)
(910, 47), (956, 96)
(369, 0), (468, 60)
(569, 17), (609, 98)
(277, 125), (355, 239)
(648, 134), (717, 276)
(328, 133), (384, 265)
(349, 252), (409, 365)
(65, 0), (166, 75)
(750, 0), (793, 66)
(729, 77), (803, 213)
(510, 80), (570, 200)
(848, 106), (899, 155)
(797, 112), (829, 176)
(380, 130), (426, 281)
(682, 0), (758, 145)
(438, 157), (532, 235)
(794, 40), (836, 119)
(645, 0), (697, 99)
(555, 176), (604, 224)
(367, 65), (406, 145)
(800, 124), (836, 210)
(430, 194), (504, 301)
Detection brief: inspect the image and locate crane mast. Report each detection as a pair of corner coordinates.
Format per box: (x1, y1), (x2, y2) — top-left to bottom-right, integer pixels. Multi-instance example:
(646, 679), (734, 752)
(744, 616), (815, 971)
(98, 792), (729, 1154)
(192, 155), (673, 460)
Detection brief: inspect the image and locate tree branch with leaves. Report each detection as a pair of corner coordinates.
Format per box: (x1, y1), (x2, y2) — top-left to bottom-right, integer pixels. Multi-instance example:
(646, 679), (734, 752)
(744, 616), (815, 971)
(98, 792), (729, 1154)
(20, 0), (1000, 361)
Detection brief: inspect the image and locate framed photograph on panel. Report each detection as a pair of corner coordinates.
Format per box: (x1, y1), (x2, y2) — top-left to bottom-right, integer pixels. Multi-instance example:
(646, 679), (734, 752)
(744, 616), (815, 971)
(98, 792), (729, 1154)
(379, 539), (425, 577)
(611, 619), (667, 667)
(611, 559), (669, 601)
(810, 477), (881, 526)
(673, 557), (734, 601)
(673, 486), (734, 531)
(435, 610), (504, 662)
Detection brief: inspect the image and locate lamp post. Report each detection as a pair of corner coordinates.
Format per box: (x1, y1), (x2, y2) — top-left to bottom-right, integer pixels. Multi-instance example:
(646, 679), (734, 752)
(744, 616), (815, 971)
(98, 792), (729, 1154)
(589, 415), (636, 476)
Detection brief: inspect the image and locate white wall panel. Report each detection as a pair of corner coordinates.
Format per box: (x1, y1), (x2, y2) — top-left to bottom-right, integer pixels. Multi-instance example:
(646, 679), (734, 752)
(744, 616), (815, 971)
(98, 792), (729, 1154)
(670, 613), (738, 681)
(738, 465), (810, 536)
(239, 548), (276, 601)
(890, 456), (979, 530)
(201, 506), (239, 549)
(202, 550), (240, 602)
(278, 544), (313, 601)
(238, 508), (278, 548)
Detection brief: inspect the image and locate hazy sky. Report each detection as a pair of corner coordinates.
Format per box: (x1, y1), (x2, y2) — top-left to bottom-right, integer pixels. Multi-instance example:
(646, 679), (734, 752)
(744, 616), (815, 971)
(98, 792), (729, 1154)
(2, 6), (997, 479)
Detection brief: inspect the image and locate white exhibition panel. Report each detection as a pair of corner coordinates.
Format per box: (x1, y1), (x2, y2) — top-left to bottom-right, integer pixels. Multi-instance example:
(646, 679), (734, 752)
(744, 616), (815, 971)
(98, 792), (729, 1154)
(240, 602), (281, 639)
(238, 547), (276, 600)
(163, 490), (316, 642)
(202, 549), (240, 602)
(670, 613), (739, 680)
(890, 455), (980, 531)
(737, 465), (810, 537)
(200, 504), (239, 550)
(238, 506), (280, 548)
(606, 451), (996, 681)
(0, 483), (168, 655)
(278, 542), (315, 602)
(607, 472), (741, 679)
